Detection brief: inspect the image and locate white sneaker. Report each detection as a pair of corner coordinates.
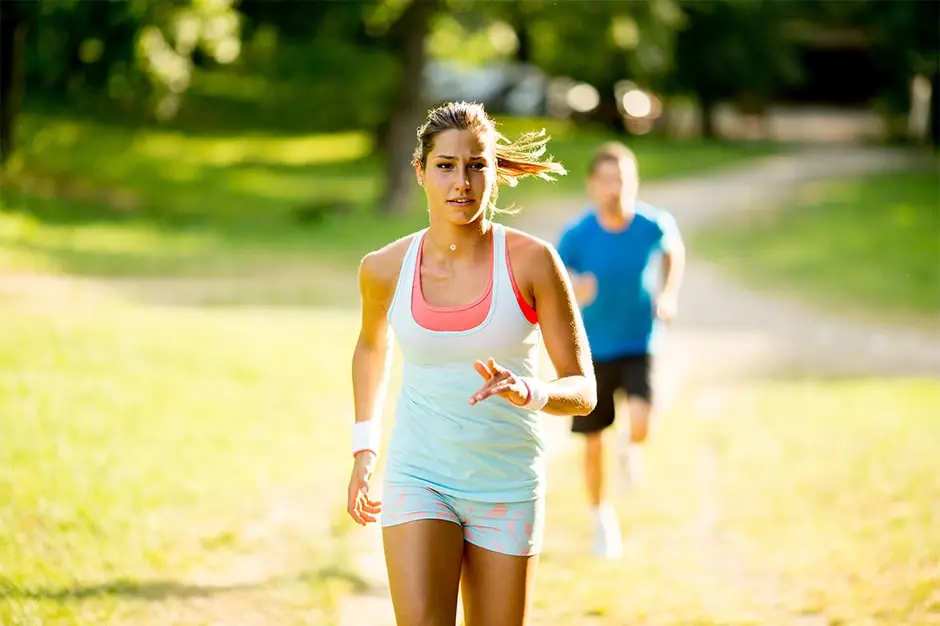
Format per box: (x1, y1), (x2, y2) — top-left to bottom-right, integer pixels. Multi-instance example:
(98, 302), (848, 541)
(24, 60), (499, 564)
(592, 505), (623, 560)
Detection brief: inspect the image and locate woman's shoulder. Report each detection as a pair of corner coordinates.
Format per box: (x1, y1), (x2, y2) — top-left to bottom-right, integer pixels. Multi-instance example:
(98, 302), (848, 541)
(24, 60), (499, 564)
(359, 230), (423, 292)
(502, 225), (563, 273)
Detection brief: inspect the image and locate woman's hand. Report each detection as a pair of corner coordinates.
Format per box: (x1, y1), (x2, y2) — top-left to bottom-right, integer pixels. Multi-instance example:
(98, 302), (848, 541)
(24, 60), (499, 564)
(469, 358), (529, 407)
(346, 450), (382, 526)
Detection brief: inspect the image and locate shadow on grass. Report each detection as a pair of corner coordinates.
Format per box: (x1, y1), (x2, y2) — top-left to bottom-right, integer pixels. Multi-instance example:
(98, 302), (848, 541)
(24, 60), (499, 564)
(0, 566), (370, 602)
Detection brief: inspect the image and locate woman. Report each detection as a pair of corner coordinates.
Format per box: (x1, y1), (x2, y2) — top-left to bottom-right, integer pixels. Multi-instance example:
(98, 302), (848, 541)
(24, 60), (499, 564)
(346, 101), (597, 626)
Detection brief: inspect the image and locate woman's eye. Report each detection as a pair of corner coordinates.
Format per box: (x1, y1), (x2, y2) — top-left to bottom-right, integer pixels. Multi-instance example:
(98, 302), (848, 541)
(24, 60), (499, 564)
(437, 163), (452, 170)
(471, 163), (486, 170)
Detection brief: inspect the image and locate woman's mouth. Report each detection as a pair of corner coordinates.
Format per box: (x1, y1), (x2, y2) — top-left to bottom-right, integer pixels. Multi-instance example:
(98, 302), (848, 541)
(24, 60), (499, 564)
(448, 198), (474, 206)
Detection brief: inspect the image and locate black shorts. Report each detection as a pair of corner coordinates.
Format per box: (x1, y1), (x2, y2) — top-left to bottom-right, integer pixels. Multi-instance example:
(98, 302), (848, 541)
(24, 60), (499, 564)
(571, 354), (652, 435)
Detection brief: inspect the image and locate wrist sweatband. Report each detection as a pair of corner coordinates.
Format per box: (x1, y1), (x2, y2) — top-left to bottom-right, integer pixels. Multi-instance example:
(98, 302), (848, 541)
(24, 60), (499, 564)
(352, 420), (380, 457)
(518, 377), (549, 412)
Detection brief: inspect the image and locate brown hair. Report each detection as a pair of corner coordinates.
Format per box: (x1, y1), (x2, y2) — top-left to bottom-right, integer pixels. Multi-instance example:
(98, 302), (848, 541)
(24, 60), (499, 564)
(588, 141), (638, 176)
(413, 101), (567, 213)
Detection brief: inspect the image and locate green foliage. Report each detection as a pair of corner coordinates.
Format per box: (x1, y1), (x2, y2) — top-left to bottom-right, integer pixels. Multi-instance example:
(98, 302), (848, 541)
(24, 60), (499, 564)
(524, 0), (681, 90)
(19, 0), (244, 119)
(671, 0), (803, 105)
(14, 0), (932, 139)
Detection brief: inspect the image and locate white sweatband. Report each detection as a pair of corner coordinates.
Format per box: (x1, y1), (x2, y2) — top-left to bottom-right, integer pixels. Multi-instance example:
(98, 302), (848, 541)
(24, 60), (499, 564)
(520, 377), (549, 412)
(352, 420), (381, 457)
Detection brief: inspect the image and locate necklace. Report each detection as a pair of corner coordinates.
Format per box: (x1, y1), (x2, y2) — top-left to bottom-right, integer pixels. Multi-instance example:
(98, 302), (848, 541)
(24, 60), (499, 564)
(449, 244), (456, 251)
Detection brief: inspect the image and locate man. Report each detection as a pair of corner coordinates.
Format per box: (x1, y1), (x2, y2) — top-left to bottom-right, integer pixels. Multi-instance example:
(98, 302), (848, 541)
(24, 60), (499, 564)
(556, 141), (685, 559)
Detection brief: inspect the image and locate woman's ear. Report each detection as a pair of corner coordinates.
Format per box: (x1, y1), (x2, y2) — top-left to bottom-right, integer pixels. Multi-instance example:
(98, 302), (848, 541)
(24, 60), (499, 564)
(414, 162), (424, 187)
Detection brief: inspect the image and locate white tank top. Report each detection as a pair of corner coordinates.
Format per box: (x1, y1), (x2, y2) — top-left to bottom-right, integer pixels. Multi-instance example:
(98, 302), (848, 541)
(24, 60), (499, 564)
(384, 224), (546, 502)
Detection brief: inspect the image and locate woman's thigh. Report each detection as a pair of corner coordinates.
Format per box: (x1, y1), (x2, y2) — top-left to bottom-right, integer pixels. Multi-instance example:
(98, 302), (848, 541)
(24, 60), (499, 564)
(382, 483), (466, 626)
(458, 498), (544, 626)
(461, 543), (539, 626)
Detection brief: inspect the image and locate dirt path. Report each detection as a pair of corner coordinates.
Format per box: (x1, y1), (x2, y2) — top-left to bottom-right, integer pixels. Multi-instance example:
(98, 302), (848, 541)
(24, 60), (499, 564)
(337, 144), (938, 625)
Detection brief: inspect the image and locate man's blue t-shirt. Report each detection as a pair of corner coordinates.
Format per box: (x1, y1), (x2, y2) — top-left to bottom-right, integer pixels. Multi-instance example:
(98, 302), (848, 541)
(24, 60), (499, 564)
(557, 201), (681, 361)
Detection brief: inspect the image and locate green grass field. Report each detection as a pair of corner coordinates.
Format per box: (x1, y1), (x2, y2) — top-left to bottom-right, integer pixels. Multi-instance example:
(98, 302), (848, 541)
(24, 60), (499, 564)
(694, 170), (940, 322)
(1, 112), (774, 279)
(0, 304), (374, 625)
(533, 378), (940, 625)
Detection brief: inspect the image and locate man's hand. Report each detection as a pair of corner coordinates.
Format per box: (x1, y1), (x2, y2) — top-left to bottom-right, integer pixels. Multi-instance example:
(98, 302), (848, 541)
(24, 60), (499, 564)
(655, 291), (678, 322)
(571, 272), (597, 307)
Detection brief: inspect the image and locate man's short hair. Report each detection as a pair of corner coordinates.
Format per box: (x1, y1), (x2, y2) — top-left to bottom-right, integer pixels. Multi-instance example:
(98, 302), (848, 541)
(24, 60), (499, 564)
(588, 142), (637, 176)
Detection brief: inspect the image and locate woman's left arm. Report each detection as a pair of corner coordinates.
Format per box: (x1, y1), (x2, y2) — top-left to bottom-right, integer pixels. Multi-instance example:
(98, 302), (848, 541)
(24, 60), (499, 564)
(529, 241), (597, 416)
(468, 238), (596, 416)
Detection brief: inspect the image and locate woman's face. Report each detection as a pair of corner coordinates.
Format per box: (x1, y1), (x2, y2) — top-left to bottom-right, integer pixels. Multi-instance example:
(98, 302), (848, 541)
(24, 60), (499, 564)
(417, 129), (495, 226)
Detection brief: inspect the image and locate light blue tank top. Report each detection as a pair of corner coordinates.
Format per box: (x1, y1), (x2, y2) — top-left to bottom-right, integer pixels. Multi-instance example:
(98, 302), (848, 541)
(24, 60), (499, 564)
(384, 224), (546, 502)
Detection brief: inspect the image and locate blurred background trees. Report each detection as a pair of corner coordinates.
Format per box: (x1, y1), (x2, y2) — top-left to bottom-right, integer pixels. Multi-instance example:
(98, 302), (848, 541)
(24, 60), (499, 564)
(1, 0), (937, 210)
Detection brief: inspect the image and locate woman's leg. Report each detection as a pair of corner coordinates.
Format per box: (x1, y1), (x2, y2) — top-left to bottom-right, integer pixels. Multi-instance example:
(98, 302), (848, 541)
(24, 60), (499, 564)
(457, 499), (544, 626)
(460, 543), (538, 626)
(382, 483), (466, 625)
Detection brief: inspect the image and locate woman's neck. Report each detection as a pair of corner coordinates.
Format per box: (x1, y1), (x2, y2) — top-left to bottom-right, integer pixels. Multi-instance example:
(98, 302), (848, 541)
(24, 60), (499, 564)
(425, 216), (492, 260)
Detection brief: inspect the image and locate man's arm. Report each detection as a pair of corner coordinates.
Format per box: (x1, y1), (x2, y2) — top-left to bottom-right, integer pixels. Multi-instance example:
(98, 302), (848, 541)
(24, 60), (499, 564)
(661, 238), (685, 297)
(656, 212), (685, 321)
(557, 225), (596, 307)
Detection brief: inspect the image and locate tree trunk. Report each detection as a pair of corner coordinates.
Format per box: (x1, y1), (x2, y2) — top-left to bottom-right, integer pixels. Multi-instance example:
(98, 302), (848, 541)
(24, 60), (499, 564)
(930, 67), (940, 150)
(699, 96), (716, 140)
(379, 0), (437, 215)
(0, 1), (25, 166)
(513, 9), (531, 64)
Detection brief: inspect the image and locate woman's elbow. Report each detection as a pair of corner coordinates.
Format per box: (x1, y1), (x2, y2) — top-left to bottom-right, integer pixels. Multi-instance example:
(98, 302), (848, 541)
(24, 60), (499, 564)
(577, 375), (598, 416)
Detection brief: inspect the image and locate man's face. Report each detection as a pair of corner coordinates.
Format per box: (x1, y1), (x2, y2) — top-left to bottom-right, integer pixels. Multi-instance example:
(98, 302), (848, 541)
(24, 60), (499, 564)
(588, 158), (638, 212)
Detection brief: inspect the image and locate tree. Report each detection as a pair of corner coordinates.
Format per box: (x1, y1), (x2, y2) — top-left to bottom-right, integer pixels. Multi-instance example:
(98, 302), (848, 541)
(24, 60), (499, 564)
(671, 0), (802, 138)
(0, 0), (26, 165)
(518, 0), (682, 130)
(372, 0), (686, 212)
(867, 0), (940, 146)
(374, 0), (440, 215)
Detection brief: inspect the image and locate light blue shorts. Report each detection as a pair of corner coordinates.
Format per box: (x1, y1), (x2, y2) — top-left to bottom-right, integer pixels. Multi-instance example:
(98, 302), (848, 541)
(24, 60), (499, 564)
(381, 482), (545, 556)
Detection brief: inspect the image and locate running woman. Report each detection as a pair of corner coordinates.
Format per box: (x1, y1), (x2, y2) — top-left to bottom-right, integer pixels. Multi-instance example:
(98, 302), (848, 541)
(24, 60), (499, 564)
(557, 141), (685, 559)
(346, 101), (597, 626)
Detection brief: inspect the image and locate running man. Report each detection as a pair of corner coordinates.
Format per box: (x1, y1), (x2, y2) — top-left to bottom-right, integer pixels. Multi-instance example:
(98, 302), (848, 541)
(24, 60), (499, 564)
(556, 141), (685, 559)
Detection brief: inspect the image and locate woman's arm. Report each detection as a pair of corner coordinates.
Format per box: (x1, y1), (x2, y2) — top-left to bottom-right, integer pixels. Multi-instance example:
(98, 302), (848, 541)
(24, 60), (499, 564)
(529, 241), (597, 416)
(467, 232), (595, 416)
(351, 250), (395, 449)
(347, 244), (401, 526)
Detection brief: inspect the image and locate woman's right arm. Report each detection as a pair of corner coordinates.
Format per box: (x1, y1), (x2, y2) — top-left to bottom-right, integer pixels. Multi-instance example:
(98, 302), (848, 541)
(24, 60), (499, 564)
(352, 250), (395, 439)
(347, 248), (396, 525)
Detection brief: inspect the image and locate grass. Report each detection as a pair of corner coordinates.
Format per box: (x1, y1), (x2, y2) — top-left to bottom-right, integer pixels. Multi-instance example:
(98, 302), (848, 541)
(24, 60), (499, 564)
(533, 378), (940, 625)
(0, 302), (377, 626)
(1, 112), (776, 278)
(694, 170), (940, 322)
